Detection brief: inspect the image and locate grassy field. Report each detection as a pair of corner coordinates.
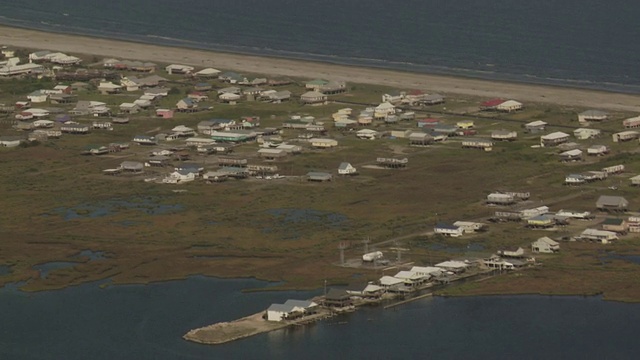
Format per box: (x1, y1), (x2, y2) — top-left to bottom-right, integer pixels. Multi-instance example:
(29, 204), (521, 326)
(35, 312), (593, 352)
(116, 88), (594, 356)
(1, 59), (640, 300)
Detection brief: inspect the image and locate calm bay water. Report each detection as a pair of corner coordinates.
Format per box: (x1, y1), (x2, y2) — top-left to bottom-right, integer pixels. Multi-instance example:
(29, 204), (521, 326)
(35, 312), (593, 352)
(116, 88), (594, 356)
(0, 276), (639, 359)
(0, 0), (639, 92)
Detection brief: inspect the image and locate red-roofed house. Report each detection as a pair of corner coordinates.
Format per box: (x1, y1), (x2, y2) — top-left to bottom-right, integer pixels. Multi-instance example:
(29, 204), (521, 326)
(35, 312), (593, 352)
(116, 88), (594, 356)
(417, 118), (439, 128)
(480, 98), (506, 110)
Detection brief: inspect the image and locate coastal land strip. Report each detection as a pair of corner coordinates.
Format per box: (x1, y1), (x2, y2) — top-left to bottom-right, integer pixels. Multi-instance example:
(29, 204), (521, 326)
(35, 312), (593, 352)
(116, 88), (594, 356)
(1, 24), (640, 304)
(1, 25), (640, 112)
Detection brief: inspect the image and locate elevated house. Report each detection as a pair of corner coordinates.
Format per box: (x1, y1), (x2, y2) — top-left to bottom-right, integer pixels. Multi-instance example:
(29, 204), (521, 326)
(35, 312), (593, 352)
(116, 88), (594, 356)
(346, 283), (384, 299)
(382, 91), (406, 104)
(176, 98), (198, 112)
(119, 161), (144, 174)
(165, 64), (194, 75)
(119, 103), (140, 114)
(587, 145), (609, 156)
(496, 100), (523, 112)
(194, 68), (221, 78)
(596, 195), (628, 212)
(408, 132), (433, 146)
(419, 93), (446, 105)
(356, 129), (379, 140)
(622, 116), (640, 129)
(258, 148), (287, 161)
(318, 81), (347, 94)
(601, 218), (628, 233)
(374, 102), (396, 119)
(265, 90), (291, 103)
(97, 81), (122, 94)
(377, 157), (408, 168)
(531, 237), (560, 253)
(526, 215), (555, 228)
(434, 223), (463, 237)
(218, 71), (245, 84)
(310, 138), (338, 148)
(456, 120), (474, 129)
(578, 110), (608, 123)
(307, 172), (333, 182)
(480, 98), (506, 111)
(435, 261), (469, 274)
(156, 108), (174, 119)
(487, 193), (515, 205)
(540, 132), (570, 147)
(60, 123), (90, 134)
(219, 92), (242, 104)
(266, 300), (318, 322)
(322, 289), (353, 308)
(524, 120), (547, 133)
(133, 135), (157, 145)
(559, 149), (583, 162)
(27, 90), (48, 103)
(0, 136), (24, 147)
(452, 221), (485, 233)
(305, 79), (329, 90)
(579, 229), (618, 244)
(378, 276), (406, 293)
(498, 247), (525, 258)
(300, 91), (328, 105)
(461, 138), (493, 151)
(612, 130), (639, 142)
(573, 128), (601, 140)
(491, 129), (518, 141)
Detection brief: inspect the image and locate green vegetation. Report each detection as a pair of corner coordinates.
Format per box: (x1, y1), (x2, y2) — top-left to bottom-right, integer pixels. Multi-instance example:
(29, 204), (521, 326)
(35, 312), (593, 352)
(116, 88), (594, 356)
(1, 55), (640, 301)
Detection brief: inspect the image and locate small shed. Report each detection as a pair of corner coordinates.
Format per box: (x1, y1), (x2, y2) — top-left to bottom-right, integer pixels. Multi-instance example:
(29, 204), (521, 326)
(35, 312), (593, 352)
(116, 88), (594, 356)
(307, 172), (333, 182)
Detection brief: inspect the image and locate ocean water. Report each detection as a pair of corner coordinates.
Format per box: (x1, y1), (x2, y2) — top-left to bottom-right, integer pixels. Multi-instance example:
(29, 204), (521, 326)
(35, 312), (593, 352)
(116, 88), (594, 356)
(0, 277), (639, 359)
(1, 0), (639, 92)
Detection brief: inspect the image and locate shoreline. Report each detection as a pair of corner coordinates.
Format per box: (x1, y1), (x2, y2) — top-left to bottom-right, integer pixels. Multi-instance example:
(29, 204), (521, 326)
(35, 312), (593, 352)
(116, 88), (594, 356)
(1, 25), (640, 112)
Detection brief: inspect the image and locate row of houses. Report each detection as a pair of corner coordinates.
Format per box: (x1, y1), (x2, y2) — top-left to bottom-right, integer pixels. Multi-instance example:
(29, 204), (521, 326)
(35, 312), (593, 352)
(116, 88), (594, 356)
(564, 164), (624, 185)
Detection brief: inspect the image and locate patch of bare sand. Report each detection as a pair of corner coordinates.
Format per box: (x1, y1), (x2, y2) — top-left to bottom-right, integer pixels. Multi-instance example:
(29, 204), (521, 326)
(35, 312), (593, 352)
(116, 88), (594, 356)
(2, 26), (640, 112)
(184, 312), (288, 345)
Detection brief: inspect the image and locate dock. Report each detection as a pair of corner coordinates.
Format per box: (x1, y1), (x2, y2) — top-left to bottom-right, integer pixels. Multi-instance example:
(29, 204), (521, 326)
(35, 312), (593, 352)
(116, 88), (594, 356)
(383, 293), (433, 309)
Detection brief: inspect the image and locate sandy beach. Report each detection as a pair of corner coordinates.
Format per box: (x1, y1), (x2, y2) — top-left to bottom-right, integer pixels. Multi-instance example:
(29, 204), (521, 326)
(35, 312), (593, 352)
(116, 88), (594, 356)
(1, 25), (640, 112)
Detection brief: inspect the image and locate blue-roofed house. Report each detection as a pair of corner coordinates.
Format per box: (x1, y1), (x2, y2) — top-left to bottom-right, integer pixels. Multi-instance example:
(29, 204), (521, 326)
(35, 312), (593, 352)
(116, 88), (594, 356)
(176, 97), (197, 112)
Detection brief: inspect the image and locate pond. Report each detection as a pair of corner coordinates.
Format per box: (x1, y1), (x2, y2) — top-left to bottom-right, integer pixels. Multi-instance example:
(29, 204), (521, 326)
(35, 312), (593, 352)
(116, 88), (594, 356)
(50, 197), (184, 220)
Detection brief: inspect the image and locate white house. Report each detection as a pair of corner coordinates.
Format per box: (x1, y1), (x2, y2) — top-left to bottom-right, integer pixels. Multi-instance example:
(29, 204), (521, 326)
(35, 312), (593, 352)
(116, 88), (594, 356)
(378, 276), (405, 291)
(434, 223), (463, 237)
(579, 229), (618, 244)
(163, 170), (197, 184)
(452, 221), (485, 233)
(573, 128), (601, 140)
(310, 138), (338, 148)
(356, 129), (379, 140)
(165, 64), (194, 75)
(541, 132), (570, 147)
(374, 102), (395, 119)
(98, 82), (122, 94)
(338, 162), (357, 175)
(587, 145), (609, 156)
(578, 110), (608, 123)
(496, 100), (523, 112)
(531, 237), (560, 253)
(491, 130), (517, 141)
